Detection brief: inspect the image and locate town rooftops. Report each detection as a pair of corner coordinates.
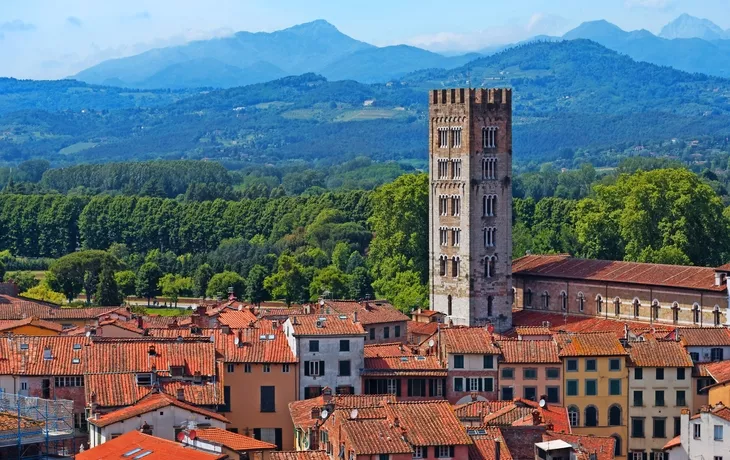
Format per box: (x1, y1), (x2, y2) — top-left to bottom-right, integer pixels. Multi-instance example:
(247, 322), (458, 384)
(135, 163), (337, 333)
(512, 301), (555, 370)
(0, 316), (63, 333)
(705, 360), (730, 385)
(513, 254), (727, 292)
(691, 403), (730, 423)
(364, 342), (419, 358)
(663, 435), (681, 450)
(482, 399), (571, 434)
(0, 336), (90, 375)
(384, 400), (472, 447)
(512, 310), (673, 338)
(515, 326), (552, 337)
(287, 314), (366, 336)
(289, 394), (397, 430)
(0, 411), (45, 432)
(89, 391), (229, 428)
(497, 339), (560, 364)
(216, 308), (258, 328)
(671, 327), (730, 347)
(542, 432), (615, 460)
(362, 355), (446, 377)
(441, 327), (500, 355)
(191, 428), (276, 452)
(76, 430), (225, 460)
(323, 300), (409, 325)
(455, 400), (514, 420)
(270, 452), (329, 460)
(0, 296), (131, 321)
(340, 418), (413, 454)
(626, 338), (693, 368)
(554, 332), (629, 357)
(467, 426), (513, 460)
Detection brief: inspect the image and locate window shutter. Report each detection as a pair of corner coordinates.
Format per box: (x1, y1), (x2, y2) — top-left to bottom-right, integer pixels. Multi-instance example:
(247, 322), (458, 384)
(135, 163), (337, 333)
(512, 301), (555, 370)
(485, 378), (494, 392)
(253, 428), (261, 440)
(304, 361), (310, 376)
(429, 379), (435, 397)
(275, 428), (283, 451)
(408, 379), (413, 397)
(478, 378), (483, 392)
(396, 379), (402, 397)
(450, 446), (455, 457)
(319, 361), (325, 376)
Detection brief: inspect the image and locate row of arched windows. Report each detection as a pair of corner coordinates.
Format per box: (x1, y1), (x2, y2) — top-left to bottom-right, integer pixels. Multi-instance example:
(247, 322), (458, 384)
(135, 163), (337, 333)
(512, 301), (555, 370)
(523, 289), (723, 326)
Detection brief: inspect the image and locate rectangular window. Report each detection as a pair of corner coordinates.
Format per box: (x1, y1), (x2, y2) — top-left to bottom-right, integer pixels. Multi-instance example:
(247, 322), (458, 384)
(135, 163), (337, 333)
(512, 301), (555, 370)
(309, 340), (319, 352)
(674, 417), (681, 437)
(694, 423), (701, 439)
(501, 386), (513, 400)
(566, 379), (578, 396)
(370, 328), (375, 340)
(438, 129), (448, 149)
(712, 348), (724, 361)
(452, 160), (462, 179)
(305, 360), (324, 377)
(635, 368), (643, 380)
(546, 368), (560, 380)
(656, 368), (664, 380)
(677, 367), (686, 380)
(395, 325), (401, 338)
(609, 379), (621, 396)
(413, 446), (424, 459)
(135, 374), (152, 386)
(384, 327), (390, 339)
(339, 360), (351, 377)
(437, 445), (454, 458)
(523, 368), (538, 380)
(524, 387), (537, 401)
(483, 355), (494, 369)
(586, 359), (597, 372)
(263, 364), (271, 373)
(653, 418), (666, 439)
(546, 386), (560, 403)
(715, 425), (724, 441)
(609, 358), (621, 371)
(451, 127), (462, 148)
(585, 379), (597, 396)
(655, 390), (665, 407)
(501, 368), (514, 379)
(260, 386), (275, 413)
(244, 364), (252, 373)
(221, 386), (231, 412)
(633, 390), (643, 407)
(340, 340), (350, 352)
(283, 364), (290, 373)
(226, 363), (234, 373)
(454, 377), (464, 392)
(453, 355), (464, 369)
(698, 378), (713, 394)
(676, 390), (686, 406)
(407, 379), (426, 397)
(631, 417), (645, 438)
(690, 352), (700, 362)
(567, 359), (578, 372)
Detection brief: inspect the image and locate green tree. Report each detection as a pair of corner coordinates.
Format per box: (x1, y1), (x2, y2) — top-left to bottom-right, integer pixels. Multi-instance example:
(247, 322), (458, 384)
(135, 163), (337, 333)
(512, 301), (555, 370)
(136, 262), (162, 305)
(114, 270), (137, 297)
(5, 271), (38, 292)
(193, 263), (214, 298)
(245, 265), (269, 306)
(21, 282), (66, 305)
(47, 250), (121, 302)
(374, 270), (428, 312)
(331, 242), (351, 271)
(0, 260), (5, 282)
(96, 265), (122, 306)
(206, 271), (246, 299)
(309, 266), (351, 300)
(264, 254), (308, 305)
(349, 266), (374, 300)
(158, 274), (192, 307)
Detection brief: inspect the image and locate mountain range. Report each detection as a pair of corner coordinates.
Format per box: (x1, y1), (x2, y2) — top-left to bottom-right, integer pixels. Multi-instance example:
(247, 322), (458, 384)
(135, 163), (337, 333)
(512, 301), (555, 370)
(73, 15), (730, 89)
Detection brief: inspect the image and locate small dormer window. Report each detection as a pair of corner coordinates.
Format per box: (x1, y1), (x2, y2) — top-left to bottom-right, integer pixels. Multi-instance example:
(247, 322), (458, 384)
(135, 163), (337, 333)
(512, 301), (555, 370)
(170, 366), (184, 378)
(73, 344), (82, 350)
(136, 373), (153, 386)
(72, 358), (80, 364)
(20, 344), (28, 350)
(43, 348), (53, 360)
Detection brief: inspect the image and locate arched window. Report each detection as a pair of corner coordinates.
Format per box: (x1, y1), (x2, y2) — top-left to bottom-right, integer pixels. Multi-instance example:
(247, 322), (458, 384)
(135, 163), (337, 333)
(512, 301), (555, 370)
(692, 303), (701, 324)
(568, 406), (579, 427)
(585, 406), (598, 427)
(714, 305), (722, 327)
(485, 256), (496, 279)
(596, 295), (603, 314)
(447, 295), (453, 316)
(542, 291), (550, 310)
(577, 292), (585, 312)
(614, 297), (621, 317)
(483, 195), (497, 216)
(560, 291), (568, 311)
(672, 302), (680, 324)
(452, 256), (460, 278)
(651, 300), (660, 321)
(524, 289), (533, 308)
(608, 405), (622, 426)
(632, 298), (641, 318)
(611, 435), (622, 457)
(439, 256), (447, 277)
(511, 288), (516, 306)
(487, 296), (494, 317)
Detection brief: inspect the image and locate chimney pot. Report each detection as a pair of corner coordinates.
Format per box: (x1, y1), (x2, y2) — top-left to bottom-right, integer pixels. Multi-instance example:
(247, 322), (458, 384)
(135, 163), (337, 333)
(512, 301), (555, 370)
(353, 311), (358, 323)
(177, 388), (185, 401)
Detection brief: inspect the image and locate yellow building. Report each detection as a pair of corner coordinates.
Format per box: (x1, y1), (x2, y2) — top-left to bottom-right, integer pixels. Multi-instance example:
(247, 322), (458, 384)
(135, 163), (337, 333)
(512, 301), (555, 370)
(0, 317), (62, 336)
(555, 332), (629, 459)
(702, 360), (730, 407)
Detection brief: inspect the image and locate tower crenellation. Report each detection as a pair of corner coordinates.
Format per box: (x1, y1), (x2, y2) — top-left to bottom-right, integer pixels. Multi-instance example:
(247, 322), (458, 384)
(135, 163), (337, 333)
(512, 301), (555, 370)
(428, 87), (513, 331)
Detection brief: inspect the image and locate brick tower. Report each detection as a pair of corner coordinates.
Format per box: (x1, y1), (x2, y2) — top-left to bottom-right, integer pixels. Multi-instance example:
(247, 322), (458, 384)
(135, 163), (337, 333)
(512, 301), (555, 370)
(428, 88), (513, 330)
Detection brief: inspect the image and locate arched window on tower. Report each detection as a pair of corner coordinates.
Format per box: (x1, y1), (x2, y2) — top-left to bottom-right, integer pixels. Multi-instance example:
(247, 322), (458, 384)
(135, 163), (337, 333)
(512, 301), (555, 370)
(542, 291), (550, 310)
(560, 291), (568, 311)
(577, 292), (585, 312)
(632, 298), (640, 318)
(485, 256), (496, 279)
(439, 256), (447, 277)
(714, 305), (722, 326)
(452, 257), (460, 278)
(595, 295), (603, 314)
(614, 297), (621, 317)
(672, 302), (680, 324)
(447, 295), (453, 316)
(692, 303), (701, 324)
(524, 289), (533, 308)
(487, 296), (494, 317)
(651, 300), (660, 321)
(611, 435), (622, 457)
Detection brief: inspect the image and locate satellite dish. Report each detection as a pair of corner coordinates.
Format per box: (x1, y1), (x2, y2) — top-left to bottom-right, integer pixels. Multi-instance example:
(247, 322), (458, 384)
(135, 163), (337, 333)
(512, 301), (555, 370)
(189, 430), (197, 440)
(350, 409), (358, 420)
(487, 324), (495, 334)
(209, 335), (215, 342)
(539, 399), (546, 408)
(238, 305), (243, 311)
(320, 409), (329, 419)
(234, 337), (240, 345)
(85, 331), (91, 338)
(176, 431), (186, 442)
(319, 299), (325, 306)
(428, 339), (435, 348)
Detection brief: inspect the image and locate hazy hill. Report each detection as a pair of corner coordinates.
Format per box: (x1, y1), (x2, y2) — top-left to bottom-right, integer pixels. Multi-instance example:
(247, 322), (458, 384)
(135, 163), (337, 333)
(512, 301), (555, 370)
(659, 14), (729, 40)
(74, 20), (477, 88)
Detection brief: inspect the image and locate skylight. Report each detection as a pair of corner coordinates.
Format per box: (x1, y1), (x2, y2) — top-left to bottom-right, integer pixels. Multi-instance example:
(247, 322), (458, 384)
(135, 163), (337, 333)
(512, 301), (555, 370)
(134, 451), (153, 459)
(73, 344), (82, 350)
(122, 448), (142, 457)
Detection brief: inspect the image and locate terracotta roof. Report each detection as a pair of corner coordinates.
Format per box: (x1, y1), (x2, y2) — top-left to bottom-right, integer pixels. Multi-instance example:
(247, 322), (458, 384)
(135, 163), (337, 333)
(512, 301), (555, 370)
(90, 391), (228, 427)
(515, 326), (552, 336)
(76, 430), (225, 460)
(288, 315), (365, 336)
(512, 310), (673, 338)
(673, 327), (730, 346)
(193, 428), (276, 451)
(85, 373), (223, 407)
(85, 338), (217, 375)
(663, 435), (681, 450)
(441, 327), (500, 355)
(340, 418), (413, 454)
(554, 332), (628, 357)
(364, 342), (418, 358)
(513, 254), (725, 291)
(143, 315), (192, 328)
(289, 394), (396, 430)
(0, 316), (63, 333)
(543, 432), (615, 460)
(468, 427), (514, 460)
(323, 300), (409, 325)
(148, 327), (296, 363)
(694, 363), (713, 377)
(385, 401), (472, 446)
(407, 321), (439, 338)
(454, 400), (514, 420)
(270, 452), (329, 460)
(481, 400), (571, 434)
(362, 355), (446, 377)
(705, 361), (730, 384)
(497, 340), (560, 364)
(500, 426), (545, 460)
(98, 318), (145, 334)
(627, 338), (693, 367)
(0, 296), (130, 320)
(414, 310), (444, 318)
(708, 404), (730, 422)
(217, 309), (258, 328)
(0, 336), (90, 375)
(0, 411), (44, 432)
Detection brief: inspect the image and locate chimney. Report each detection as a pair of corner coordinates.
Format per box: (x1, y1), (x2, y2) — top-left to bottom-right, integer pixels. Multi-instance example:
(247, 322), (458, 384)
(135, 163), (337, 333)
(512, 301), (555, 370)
(272, 320), (278, 329)
(353, 311), (358, 323)
(196, 305), (207, 316)
(495, 441), (501, 460)
(177, 388), (185, 401)
(148, 345), (156, 356)
(137, 316), (144, 329)
(311, 407), (321, 419)
(237, 329), (244, 347)
(471, 392), (477, 402)
(532, 410), (541, 426)
(322, 387), (333, 404)
(624, 323), (629, 340)
(393, 416), (400, 427)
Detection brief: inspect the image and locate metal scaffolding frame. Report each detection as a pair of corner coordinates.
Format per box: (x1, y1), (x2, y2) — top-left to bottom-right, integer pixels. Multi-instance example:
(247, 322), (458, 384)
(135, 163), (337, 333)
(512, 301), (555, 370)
(0, 392), (75, 459)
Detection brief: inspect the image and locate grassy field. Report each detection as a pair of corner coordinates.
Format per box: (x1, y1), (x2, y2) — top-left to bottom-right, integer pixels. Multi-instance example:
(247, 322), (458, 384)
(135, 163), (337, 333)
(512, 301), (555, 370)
(138, 307), (192, 317)
(59, 141), (97, 155)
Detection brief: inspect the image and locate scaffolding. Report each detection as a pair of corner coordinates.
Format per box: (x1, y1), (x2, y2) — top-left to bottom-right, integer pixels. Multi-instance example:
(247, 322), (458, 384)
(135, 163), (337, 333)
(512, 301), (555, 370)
(0, 392), (75, 459)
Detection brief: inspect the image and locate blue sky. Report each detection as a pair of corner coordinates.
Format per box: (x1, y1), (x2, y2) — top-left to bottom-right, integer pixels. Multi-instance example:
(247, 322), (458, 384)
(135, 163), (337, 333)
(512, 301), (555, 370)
(1, 0), (729, 79)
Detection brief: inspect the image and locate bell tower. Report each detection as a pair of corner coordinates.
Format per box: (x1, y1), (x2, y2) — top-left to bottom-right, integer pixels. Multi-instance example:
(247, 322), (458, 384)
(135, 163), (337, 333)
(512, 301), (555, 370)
(428, 88), (513, 330)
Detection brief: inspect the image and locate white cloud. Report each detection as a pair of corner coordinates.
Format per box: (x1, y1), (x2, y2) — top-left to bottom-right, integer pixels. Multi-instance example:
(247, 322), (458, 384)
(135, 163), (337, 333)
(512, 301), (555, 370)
(66, 16), (83, 28)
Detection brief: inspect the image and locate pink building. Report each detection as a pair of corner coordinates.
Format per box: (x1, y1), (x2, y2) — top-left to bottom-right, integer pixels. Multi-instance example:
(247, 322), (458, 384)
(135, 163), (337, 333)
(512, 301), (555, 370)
(496, 339), (562, 403)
